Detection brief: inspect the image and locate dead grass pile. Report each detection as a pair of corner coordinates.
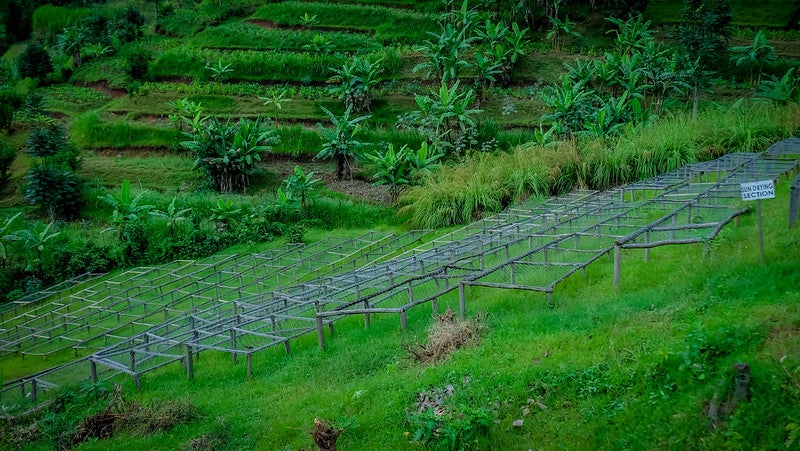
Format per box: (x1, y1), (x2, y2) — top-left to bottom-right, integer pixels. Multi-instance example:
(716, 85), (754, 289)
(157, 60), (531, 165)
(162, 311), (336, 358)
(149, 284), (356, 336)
(70, 385), (198, 448)
(404, 309), (487, 365)
(311, 418), (342, 451)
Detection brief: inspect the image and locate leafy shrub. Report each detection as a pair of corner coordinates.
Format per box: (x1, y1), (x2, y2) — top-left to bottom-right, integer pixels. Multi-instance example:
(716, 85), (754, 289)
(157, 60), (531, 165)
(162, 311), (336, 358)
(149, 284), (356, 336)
(407, 405), (494, 450)
(16, 41), (53, 80)
(0, 85), (23, 131)
(122, 44), (153, 80)
(0, 139), (15, 186)
(24, 165), (84, 220)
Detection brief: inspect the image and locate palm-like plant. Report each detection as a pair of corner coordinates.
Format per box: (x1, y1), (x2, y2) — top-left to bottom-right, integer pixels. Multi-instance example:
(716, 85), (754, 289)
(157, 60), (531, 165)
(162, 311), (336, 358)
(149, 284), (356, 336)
(181, 117), (277, 193)
(316, 107), (370, 181)
(731, 30), (776, 85)
(299, 12), (318, 28)
(328, 56), (383, 113)
(302, 34), (335, 54)
(547, 15), (582, 52)
(209, 199), (242, 233)
(757, 68), (800, 104)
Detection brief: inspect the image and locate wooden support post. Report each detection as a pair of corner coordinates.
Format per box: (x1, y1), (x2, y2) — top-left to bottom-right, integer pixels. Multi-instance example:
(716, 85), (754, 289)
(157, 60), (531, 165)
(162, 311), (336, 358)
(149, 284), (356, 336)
(186, 344), (194, 381)
(432, 297), (438, 314)
(613, 244), (621, 288)
(458, 284), (466, 320)
(400, 310), (407, 332)
(363, 300), (370, 329)
(129, 350), (136, 373)
(90, 360), (97, 383)
(644, 231), (650, 262)
(284, 340), (291, 355)
(510, 263), (516, 285)
(230, 329), (237, 363)
(547, 292), (554, 308)
(246, 353), (253, 380)
(328, 322), (334, 336)
(315, 302), (325, 351)
(757, 198), (765, 264)
(31, 379), (37, 403)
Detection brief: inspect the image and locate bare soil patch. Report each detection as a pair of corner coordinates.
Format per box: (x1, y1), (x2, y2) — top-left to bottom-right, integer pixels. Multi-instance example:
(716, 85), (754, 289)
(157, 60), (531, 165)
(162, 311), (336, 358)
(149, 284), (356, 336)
(81, 81), (126, 99)
(268, 155), (392, 205)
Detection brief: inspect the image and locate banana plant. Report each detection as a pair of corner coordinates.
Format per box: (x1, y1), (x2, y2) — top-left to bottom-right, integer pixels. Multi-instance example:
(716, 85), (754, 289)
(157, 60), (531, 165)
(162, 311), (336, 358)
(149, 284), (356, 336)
(151, 197), (192, 237)
(7, 221), (61, 273)
(731, 30), (776, 85)
(757, 68), (799, 104)
(258, 88), (291, 126)
(210, 199), (242, 233)
(316, 107), (371, 180)
(328, 56), (383, 113)
(0, 212), (22, 270)
(283, 165), (320, 210)
(366, 144), (411, 201)
(205, 60), (233, 82)
(406, 141), (443, 182)
(98, 180), (154, 238)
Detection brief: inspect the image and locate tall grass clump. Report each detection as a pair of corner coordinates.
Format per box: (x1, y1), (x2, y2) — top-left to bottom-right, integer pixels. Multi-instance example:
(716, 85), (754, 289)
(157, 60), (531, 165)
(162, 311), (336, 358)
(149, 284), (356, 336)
(403, 102), (799, 228)
(400, 142), (579, 228)
(31, 5), (94, 43)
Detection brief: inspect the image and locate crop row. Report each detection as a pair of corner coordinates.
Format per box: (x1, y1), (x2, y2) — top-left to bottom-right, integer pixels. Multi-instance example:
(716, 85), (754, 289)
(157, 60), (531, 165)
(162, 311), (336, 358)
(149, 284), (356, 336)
(250, 1), (438, 43)
(192, 22), (382, 53)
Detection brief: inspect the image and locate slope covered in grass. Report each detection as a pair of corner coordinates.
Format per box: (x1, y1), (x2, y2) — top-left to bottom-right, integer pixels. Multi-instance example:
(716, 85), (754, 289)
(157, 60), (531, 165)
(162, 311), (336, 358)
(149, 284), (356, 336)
(15, 181), (792, 450)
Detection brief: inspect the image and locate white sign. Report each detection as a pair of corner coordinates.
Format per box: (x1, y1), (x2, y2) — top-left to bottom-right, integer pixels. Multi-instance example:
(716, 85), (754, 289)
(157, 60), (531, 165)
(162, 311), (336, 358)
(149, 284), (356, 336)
(740, 180), (775, 201)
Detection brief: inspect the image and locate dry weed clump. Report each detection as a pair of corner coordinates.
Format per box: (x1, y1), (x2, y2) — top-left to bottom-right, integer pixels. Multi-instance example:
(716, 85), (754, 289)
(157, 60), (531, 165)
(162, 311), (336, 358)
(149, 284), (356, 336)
(311, 417), (342, 451)
(405, 309), (487, 365)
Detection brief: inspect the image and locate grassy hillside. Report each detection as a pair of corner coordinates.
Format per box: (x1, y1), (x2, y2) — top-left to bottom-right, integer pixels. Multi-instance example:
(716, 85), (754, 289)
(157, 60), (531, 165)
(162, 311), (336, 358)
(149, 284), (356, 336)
(3, 177), (795, 450)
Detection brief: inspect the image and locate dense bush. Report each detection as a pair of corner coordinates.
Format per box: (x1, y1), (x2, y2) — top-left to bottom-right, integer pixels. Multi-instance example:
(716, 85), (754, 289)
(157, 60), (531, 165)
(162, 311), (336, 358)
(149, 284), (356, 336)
(23, 125), (84, 220)
(0, 139), (15, 186)
(16, 41), (53, 80)
(0, 85), (23, 131)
